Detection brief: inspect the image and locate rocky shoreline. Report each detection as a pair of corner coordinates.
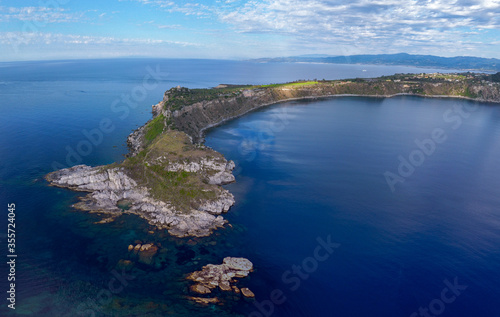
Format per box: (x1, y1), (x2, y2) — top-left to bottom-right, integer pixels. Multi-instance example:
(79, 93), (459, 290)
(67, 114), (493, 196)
(46, 129), (237, 238)
(46, 163), (235, 237)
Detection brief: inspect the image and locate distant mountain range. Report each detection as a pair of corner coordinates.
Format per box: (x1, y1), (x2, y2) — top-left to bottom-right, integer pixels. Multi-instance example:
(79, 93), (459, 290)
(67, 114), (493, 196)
(250, 53), (500, 72)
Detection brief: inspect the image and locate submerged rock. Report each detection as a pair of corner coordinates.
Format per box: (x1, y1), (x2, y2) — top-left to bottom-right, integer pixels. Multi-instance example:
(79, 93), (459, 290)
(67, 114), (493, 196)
(116, 259), (134, 271)
(138, 244), (159, 265)
(187, 297), (220, 305)
(127, 243), (160, 266)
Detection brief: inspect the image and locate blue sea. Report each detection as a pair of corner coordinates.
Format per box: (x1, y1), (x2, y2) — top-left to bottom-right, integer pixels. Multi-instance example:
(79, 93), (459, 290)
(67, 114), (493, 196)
(1, 59), (500, 316)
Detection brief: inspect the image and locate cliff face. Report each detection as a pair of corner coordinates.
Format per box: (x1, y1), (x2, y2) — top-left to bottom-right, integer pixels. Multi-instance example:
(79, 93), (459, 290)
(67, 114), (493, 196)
(172, 89), (295, 142)
(153, 74), (500, 143)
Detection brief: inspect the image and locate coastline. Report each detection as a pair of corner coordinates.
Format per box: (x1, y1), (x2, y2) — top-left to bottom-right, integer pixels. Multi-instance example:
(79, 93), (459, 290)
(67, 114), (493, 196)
(197, 92), (500, 142)
(45, 72), (500, 239)
(163, 73), (500, 143)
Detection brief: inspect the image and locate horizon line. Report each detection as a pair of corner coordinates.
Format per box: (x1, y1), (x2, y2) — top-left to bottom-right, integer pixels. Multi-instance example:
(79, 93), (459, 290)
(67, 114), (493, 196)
(1, 52), (500, 64)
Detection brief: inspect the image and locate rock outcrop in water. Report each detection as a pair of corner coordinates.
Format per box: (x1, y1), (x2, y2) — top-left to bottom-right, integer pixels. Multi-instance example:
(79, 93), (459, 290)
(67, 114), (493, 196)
(186, 257), (254, 303)
(127, 243), (160, 266)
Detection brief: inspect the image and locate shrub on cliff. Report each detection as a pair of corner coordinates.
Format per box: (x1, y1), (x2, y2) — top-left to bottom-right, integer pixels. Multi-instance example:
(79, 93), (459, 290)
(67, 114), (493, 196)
(492, 72), (500, 82)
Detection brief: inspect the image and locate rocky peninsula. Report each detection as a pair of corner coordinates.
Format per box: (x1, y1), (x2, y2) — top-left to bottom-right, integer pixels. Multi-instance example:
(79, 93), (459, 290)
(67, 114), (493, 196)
(46, 129), (235, 238)
(46, 72), (500, 238)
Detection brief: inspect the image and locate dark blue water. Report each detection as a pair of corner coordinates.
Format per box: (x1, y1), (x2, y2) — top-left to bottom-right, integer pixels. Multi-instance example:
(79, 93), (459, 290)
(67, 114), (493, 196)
(205, 97), (500, 316)
(1, 59), (499, 316)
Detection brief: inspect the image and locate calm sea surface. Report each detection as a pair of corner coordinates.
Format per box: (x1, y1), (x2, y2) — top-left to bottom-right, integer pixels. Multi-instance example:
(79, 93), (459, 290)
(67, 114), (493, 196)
(1, 59), (499, 316)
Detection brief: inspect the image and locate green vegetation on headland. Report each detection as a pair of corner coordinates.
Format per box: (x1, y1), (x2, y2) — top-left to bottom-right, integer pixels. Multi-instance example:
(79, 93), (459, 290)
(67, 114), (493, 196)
(122, 130), (221, 211)
(258, 81), (319, 88)
(165, 86), (249, 111)
(165, 72), (500, 115)
(144, 114), (165, 142)
(492, 72), (500, 82)
(161, 81), (322, 111)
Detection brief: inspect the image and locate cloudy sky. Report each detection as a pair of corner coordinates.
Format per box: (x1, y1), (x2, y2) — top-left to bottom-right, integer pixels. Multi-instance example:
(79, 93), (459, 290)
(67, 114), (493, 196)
(1, 0), (499, 61)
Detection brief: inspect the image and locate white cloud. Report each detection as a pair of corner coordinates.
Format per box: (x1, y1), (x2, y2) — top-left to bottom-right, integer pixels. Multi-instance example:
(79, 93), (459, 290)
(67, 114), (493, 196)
(211, 0), (500, 55)
(157, 24), (182, 29)
(121, 0), (211, 16)
(4, 0), (497, 59)
(121, 0), (175, 8)
(0, 6), (85, 23)
(0, 32), (201, 47)
(119, 0), (500, 55)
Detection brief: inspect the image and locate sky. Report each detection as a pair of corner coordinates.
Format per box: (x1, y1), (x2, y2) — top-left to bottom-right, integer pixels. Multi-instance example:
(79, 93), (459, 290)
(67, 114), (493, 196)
(1, 0), (500, 61)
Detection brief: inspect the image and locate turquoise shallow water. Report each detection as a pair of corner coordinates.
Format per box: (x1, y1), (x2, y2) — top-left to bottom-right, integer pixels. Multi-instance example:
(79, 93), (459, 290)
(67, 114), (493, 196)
(1, 59), (499, 316)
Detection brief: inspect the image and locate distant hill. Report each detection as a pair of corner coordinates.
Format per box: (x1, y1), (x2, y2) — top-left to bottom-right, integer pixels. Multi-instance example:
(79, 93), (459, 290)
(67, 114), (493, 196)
(251, 53), (500, 71)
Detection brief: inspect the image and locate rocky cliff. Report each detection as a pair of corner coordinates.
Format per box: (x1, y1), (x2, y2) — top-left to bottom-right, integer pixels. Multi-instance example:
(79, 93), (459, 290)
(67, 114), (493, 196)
(151, 73), (500, 143)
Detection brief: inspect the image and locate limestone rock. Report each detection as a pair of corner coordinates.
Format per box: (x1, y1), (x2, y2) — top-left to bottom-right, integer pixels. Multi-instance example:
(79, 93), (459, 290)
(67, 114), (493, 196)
(219, 281), (231, 292)
(137, 244), (159, 265)
(187, 257), (254, 302)
(127, 124), (148, 156)
(166, 158), (236, 185)
(95, 217), (116, 224)
(223, 257), (253, 272)
(241, 288), (255, 298)
(128, 243), (159, 266)
(187, 297), (219, 305)
(45, 163), (235, 238)
(190, 284), (212, 295)
(133, 244), (141, 254)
